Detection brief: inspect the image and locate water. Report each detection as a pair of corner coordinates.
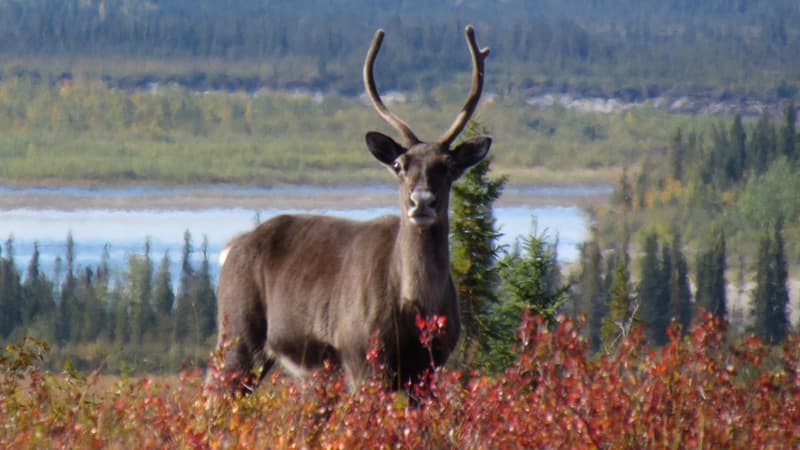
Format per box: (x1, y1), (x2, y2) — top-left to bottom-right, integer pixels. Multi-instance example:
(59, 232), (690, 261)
(0, 188), (592, 284)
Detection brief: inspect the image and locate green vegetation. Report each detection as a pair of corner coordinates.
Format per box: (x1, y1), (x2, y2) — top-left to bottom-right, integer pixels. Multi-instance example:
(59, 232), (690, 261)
(596, 104), (800, 262)
(449, 126), (507, 369)
(572, 104), (800, 352)
(750, 220), (791, 344)
(0, 75), (704, 186)
(0, 0), (798, 187)
(1, 0), (798, 97)
(489, 227), (569, 370)
(0, 233), (215, 373)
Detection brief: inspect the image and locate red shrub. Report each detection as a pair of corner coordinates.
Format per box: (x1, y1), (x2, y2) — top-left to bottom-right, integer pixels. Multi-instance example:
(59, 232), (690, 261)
(1, 314), (798, 448)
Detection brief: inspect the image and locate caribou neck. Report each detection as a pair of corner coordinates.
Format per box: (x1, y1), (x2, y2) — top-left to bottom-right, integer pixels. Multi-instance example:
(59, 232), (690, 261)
(394, 216), (451, 313)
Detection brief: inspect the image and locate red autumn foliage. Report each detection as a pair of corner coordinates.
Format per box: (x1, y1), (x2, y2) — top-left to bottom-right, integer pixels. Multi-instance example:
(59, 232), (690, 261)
(1, 312), (798, 449)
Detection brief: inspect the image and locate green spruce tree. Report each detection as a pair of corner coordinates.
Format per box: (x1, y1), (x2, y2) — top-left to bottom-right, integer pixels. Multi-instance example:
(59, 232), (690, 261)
(638, 233), (669, 346)
(449, 121), (507, 368)
(779, 101), (797, 162)
(695, 232), (727, 321)
(489, 226), (568, 371)
(574, 238), (606, 352)
(726, 114), (746, 183)
(749, 111), (776, 174)
(750, 219), (790, 344)
(77, 267), (105, 342)
(173, 230), (195, 342)
(0, 237), (22, 338)
(601, 242), (636, 350)
(21, 243), (55, 340)
(668, 232), (693, 333)
(668, 128), (686, 182)
(153, 251), (175, 340)
(195, 236), (217, 339)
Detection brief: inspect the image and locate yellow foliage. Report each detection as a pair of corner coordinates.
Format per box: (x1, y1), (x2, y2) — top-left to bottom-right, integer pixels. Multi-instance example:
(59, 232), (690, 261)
(720, 189), (738, 207)
(59, 81), (73, 98)
(643, 189), (655, 209)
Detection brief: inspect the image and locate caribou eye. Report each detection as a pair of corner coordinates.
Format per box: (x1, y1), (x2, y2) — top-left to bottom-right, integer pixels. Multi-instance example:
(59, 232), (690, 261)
(392, 161), (403, 173)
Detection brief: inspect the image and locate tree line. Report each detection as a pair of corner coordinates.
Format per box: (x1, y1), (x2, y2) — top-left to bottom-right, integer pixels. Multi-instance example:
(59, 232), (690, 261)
(0, 0), (797, 97)
(571, 223), (792, 351)
(582, 103), (799, 349)
(0, 231), (215, 372)
(596, 102), (800, 261)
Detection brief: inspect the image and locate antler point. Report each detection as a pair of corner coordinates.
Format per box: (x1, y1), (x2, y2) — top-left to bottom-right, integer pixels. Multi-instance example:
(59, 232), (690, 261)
(464, 25), (475, 39)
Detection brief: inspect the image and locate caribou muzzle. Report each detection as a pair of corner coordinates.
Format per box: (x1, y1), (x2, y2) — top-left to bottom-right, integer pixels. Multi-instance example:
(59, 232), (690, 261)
(407, 188), (437, 226)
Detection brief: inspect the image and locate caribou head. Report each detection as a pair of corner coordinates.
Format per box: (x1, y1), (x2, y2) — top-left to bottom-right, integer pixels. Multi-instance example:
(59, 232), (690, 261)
(364, 26), (491, 228)
(210, 26), (490, 394)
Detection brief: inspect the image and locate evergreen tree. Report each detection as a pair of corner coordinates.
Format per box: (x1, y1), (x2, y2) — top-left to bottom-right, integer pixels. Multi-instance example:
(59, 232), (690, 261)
(601, 242), (636, 349)
(449, 122), (507, 368)
(55, 233), (79, 343)
(668, 128), (686, 182)
(53, 256), (63, 302)
(152, 251), (175, 341)
(77, 267), (105, 341)
(126, 241), (155, 346)
(96, 243), (111, 285)
(0, 237), (23, 338)
(750, 219), (790, 344)
(21, 243), (55, 340)
(173, 230), (217, 344)
(22, 243), (54, 323)
(153, 251), (175, 316)
(778, 101), (797, 162)
(668, 232), (693, 333)
(173, 231), (195, 342)
(749, 110), (776, 174)
(195, 236), (217, 339)
(109, 280), (130, 345)
(64, 231), (76, 292)
(574, 238), (606, 351)
(612, 167), (634, 212)
(92, 244), (112, 333)
(638, 233), (669, 346)
(707, 122), (731, 188)
(695, 232), (727, 320)
(489, 226), (568, 371)
(726, 114), (746, 182)
(659, 241), (673, 327)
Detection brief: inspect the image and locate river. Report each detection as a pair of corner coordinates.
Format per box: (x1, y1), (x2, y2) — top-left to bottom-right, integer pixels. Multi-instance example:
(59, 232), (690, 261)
(0, 185), (608, 283)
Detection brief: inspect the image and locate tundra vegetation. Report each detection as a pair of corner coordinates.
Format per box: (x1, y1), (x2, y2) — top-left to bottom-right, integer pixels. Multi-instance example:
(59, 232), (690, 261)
(2, 314), (799, 448)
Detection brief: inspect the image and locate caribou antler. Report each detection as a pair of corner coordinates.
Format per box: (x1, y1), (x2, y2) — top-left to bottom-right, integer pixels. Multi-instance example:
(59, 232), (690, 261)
(439, 25), (490, 146)
(364, 29), (420, 146)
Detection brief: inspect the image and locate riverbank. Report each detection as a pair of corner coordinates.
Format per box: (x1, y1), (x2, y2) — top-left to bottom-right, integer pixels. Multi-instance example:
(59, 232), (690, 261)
(0, 184), (612, 211)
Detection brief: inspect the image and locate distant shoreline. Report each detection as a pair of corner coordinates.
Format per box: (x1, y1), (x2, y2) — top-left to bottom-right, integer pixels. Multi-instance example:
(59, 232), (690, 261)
(0, 184), (611, 211)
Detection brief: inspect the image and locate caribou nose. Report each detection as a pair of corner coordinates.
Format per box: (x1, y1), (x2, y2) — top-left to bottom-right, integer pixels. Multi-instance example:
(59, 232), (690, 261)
(409, 189), (435, 210)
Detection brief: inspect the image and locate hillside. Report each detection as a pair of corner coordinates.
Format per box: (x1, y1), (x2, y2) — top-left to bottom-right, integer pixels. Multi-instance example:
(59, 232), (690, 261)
(0, 0), (798, 99)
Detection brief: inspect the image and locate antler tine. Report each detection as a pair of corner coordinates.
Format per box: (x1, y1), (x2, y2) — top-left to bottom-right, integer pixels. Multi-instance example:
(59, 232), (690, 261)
(364, 29), (420, 146)
(439, 25), (490, 146)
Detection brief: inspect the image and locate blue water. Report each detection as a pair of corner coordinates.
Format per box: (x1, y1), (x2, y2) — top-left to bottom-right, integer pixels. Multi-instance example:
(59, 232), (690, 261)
(0, 188), (591, 285)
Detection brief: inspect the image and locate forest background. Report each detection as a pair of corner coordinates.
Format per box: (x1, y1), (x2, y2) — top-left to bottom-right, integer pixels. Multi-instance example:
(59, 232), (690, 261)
(0, 0), (799, 372)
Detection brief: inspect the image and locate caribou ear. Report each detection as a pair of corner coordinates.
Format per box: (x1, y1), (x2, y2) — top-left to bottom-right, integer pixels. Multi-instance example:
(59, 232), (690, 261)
(450, 136), (491, 178)
(366, 131), (406, 166)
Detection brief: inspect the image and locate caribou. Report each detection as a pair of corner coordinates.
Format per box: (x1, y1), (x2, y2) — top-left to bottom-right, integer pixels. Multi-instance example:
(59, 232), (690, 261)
(212, 25), (491, 393)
